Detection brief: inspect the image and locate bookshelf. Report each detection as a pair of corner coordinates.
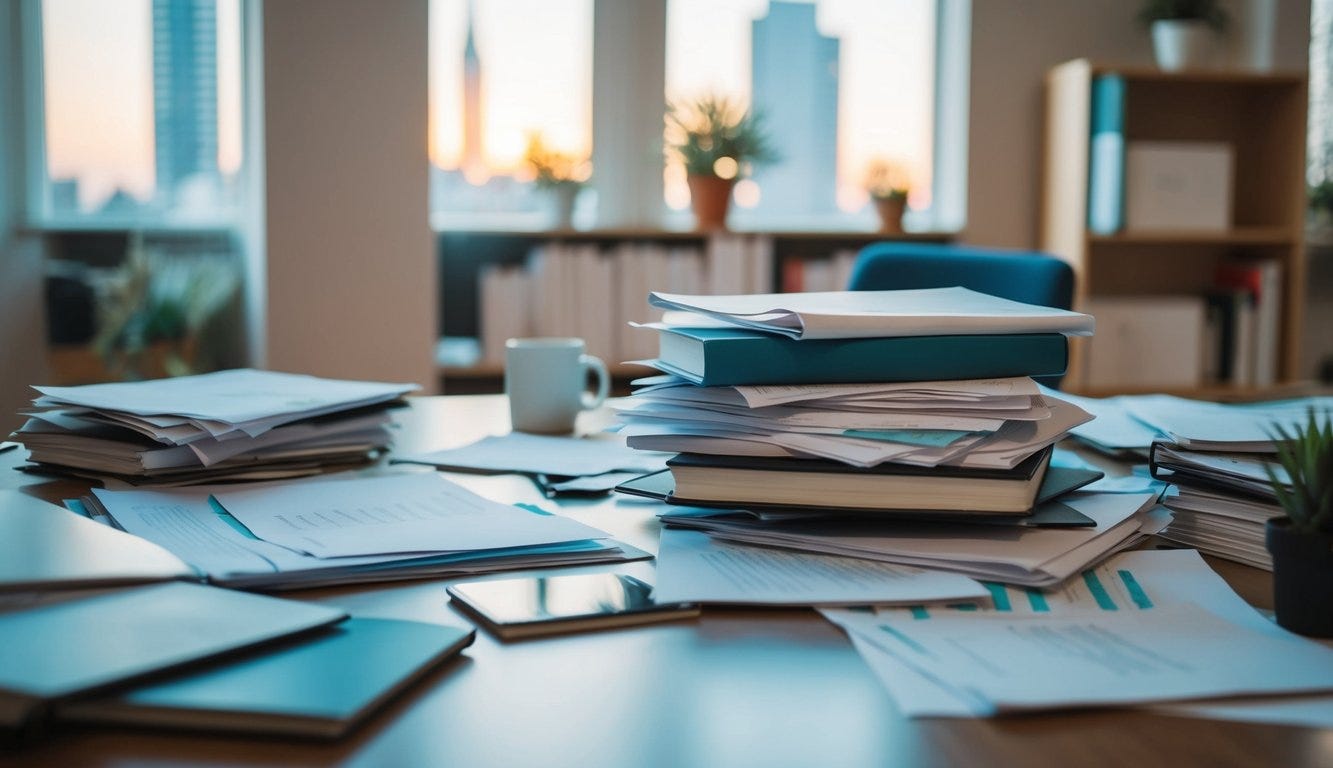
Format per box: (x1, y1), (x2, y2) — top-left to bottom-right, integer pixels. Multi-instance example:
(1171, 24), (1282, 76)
(437, 229), (951, 392)
(1041, 59), (1308, 397)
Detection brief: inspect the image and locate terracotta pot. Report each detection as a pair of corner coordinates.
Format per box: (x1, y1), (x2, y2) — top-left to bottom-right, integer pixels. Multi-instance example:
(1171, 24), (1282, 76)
(687, 175), (736, 231)
(1266, 517), (1333, 637)
(873, 196), (906, 234)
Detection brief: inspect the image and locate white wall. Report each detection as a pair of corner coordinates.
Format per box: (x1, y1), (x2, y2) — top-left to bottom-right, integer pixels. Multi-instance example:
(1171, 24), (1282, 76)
(262, 0), (437, 391)
(965, 0), (1311, 249)
(0, 2), (48, 433)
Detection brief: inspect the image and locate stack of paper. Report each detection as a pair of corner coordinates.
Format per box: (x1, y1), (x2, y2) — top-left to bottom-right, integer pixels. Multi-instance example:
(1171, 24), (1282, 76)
(619, 376), (1091, 471)
(74, 473), (648, 590)
(617, 290), (1096, 514)
(1150, 444), (1290, 569)
(12, 369), (417, 485)
(823, 549), (1333, 718)
(657, 492), (1168, 587)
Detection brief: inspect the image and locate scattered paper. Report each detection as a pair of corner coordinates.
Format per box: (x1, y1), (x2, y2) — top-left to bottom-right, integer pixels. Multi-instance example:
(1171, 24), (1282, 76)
(213, 474), (608, 558)
(394, 433), (669, 477)
(652, 528), (988, 606)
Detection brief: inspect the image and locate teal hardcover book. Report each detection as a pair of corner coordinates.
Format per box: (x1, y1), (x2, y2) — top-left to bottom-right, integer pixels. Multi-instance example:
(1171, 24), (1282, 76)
(651, 327), (1068, 386)
(60, 618), (475, 739)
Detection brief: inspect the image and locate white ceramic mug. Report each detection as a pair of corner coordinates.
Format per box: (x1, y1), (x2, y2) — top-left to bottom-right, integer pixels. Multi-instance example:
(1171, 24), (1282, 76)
(505, 338), (609, 434)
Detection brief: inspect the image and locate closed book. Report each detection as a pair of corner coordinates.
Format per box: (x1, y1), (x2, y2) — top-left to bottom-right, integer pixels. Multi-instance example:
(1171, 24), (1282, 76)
(0, 582), (347, 730)
(650, 326), (1068, 386)
(664, 447), (1052, 514)
(1087, 73), (1126, 234)
(60, 618), (474, 739)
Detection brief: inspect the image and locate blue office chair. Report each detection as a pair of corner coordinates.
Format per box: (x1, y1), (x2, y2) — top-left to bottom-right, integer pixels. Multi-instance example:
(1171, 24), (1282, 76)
(847, 242), (1075, 387)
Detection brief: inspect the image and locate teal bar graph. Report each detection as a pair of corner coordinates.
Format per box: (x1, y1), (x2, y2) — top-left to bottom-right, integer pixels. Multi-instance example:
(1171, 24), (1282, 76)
(1118, 570), (1154, 609)
(1082, 571), (1118, 611)
(984, 582), (1012, 612)
(1025, 589), (1050, 612)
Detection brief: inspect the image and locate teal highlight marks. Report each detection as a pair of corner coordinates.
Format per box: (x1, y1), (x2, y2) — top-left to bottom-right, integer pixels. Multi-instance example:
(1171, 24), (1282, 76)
(984, 582), (1012, 612)
(1082, 571), (1118, 611)
(946, 603), (979, 611)
(879, 625), (930, 655)
(1025, 589), (1050, 612)
(909, 606), (930, 620)
(1118, 570), (1154, 609)
(514, 503), (553, 516)
(209, 497), (261, 540)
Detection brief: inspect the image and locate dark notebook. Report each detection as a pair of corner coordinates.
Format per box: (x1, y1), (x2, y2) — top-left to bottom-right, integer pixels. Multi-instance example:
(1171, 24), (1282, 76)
(660, 447), (1055, 514)
(61, 618), (475, 739)
(616, 456), (1100, 527)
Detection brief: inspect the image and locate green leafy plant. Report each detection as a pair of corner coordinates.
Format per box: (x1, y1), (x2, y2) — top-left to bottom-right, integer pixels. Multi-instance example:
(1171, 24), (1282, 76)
(1310, 180), (1333, 217)
(1266, 409), (1333, 536)
(523, 133), (590, 189)
(1137, 0), (1228, 30)
(664, 94), (778, 179)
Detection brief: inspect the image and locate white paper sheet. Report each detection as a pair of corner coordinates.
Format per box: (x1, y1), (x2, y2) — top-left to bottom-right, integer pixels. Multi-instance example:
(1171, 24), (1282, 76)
(1124, 394), (1333, 451)
(652, 529), (988, 606)
(394, 433), (669, 477)
(33, 369), (417, 424)
(826, 550), (1333, 719)
(213, 474), (608, 558)
(734, 378), (1039, 408)
(666, 493), (1160, 587)
(648, 287), (1096, 339)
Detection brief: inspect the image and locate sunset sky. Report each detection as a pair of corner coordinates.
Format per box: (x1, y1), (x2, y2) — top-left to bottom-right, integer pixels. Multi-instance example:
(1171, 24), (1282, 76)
(43, 0), (933, 213)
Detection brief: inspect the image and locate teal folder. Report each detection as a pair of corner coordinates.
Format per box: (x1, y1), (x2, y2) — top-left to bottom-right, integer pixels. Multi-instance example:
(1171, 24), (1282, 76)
(61, 618), (475, 739)
(651, 327), (1068, 386)
(0, 582), (346, 730)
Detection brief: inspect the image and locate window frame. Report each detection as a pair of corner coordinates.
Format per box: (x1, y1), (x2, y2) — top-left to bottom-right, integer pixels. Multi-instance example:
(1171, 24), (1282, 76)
(16, 0), (255, 233)
(431, 0), (969, 234)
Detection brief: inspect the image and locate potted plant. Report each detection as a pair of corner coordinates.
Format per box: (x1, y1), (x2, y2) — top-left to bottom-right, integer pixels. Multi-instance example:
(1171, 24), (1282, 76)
(1309, 179), (1333, 231)
(524, 133), (590, 230)
(665, 95), (777, 231)
(1138, 0), (1228, 72)
(1264, 409), (1333, 637)
(864, 160), (910, 234)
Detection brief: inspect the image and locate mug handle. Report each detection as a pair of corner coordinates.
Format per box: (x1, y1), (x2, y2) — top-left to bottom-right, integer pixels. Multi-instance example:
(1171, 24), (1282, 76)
(579, 354), (610, 410)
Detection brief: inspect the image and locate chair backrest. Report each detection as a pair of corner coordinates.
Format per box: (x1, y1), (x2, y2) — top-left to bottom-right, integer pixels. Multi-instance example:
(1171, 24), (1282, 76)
(846, 243), (1075, 388)
(847, 243), (1074, 310)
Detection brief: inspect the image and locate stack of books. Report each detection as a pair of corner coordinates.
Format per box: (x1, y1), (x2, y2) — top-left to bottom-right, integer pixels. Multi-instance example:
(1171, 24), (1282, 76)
(1116, 395), (1332, 571)
(613, 289), (1171, 586)
(11, 369), (417, 485)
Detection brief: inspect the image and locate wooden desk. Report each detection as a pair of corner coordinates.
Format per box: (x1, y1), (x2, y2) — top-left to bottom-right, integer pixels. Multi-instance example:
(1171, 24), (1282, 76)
(2, 396), (1328, 767)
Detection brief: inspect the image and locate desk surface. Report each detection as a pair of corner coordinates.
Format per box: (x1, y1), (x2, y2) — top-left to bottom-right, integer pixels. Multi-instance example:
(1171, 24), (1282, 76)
(2, 395), (1327, 768)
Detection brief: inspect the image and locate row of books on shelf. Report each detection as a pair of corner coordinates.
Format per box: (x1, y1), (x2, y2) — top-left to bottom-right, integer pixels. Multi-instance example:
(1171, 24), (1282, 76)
(1084, 258), (1282, 390)
(477, 235), (776, 366)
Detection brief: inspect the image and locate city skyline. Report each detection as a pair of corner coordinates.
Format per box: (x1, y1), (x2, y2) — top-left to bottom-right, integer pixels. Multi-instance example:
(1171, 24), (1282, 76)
(41, 0), (935, 218)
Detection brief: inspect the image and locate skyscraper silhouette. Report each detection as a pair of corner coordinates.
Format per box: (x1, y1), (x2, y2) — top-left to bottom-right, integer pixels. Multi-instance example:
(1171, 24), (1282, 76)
(751, 1), (839, 216)
(461, 0), (486, 180)
(151, 0), (219, 205)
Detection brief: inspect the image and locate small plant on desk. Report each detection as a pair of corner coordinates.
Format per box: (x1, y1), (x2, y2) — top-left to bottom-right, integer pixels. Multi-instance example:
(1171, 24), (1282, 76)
(1264, 409), (1333, 637)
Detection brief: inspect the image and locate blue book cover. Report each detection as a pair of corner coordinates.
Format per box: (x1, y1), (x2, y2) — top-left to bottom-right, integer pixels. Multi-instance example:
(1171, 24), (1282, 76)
(651, 326), (1068, 386)
(1088, 73), (1125, 234)
(61, 618), (475, 739)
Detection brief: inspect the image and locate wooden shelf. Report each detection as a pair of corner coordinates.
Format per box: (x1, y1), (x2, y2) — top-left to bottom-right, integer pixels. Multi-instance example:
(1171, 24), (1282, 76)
(1088, 227), (1296, 247)
(1042, 59), (1308, 395)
